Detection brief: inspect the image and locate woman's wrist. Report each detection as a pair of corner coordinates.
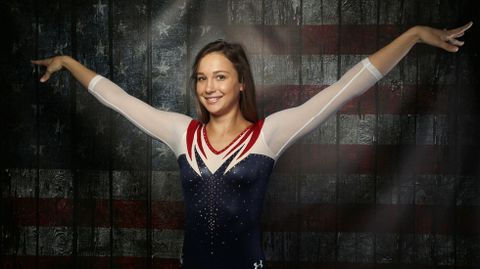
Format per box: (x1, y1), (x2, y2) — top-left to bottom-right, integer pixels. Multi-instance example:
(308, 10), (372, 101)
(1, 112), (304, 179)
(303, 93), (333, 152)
(59, 55), (72, 68)
(407, 26), (423, 43)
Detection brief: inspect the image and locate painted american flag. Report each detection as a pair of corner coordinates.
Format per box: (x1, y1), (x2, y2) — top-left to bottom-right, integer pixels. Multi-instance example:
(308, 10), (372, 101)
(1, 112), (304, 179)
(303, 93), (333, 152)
(2, 0), (479, 268)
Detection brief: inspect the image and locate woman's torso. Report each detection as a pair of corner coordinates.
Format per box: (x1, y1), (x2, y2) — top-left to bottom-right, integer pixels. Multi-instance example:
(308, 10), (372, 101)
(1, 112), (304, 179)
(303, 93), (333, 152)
(177, 119), (274, 268)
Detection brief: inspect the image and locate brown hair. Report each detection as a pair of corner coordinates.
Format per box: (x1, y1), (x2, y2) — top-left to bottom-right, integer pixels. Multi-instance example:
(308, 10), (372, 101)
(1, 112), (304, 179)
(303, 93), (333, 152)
(190, 40), (258, 123)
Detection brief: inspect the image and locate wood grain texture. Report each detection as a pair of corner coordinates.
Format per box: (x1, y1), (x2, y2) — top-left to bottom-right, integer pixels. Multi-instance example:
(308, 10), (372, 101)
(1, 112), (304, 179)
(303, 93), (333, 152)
(75, 0), (113, 170)
(1, 0), (479, 268)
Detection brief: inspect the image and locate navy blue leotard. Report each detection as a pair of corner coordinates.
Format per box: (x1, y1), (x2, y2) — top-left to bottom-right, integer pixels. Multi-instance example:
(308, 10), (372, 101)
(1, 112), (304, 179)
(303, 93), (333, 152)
(179, 120), (272, 268)
(87, 58), (382, 268)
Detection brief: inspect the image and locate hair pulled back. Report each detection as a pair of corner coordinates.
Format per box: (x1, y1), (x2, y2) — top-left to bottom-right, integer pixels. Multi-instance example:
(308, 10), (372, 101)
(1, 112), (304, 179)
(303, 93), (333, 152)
(190, 40), (258, 123)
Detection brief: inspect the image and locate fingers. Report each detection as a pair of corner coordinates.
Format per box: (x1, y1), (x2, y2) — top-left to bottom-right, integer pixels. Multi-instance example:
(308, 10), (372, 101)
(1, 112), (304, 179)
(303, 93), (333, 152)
(30, 59), (51, 66)
(39, 69), (53, 83)
(439, 35), (462, 52)
(40, 73), (51, 83)
(440, 22), (472, 52)
(447, 21), (473, 36)
(31, 59), (44, 66)
(434, 33), (459, 52)
(446, 31), (464, 40)
(31, 58), (58, 82)
(442, 43), (459, 52)
(451, 21), (473, 33)
(451, 31), (465, 38)
(461, 21), (473, 31)
(447, 38), (464, 46)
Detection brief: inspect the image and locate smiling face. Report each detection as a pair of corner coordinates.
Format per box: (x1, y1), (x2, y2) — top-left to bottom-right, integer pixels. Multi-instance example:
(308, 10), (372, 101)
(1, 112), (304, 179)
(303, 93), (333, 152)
(195, 52), (244, 118)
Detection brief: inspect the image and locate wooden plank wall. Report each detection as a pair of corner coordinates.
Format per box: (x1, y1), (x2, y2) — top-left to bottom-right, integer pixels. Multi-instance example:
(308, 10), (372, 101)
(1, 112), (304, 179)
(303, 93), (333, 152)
(1, 0), (479, 268)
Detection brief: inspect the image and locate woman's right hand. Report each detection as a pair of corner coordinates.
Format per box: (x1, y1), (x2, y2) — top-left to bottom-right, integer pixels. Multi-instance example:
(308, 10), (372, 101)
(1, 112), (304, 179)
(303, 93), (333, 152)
(414, 21), (473, 52)
(31, 56), (65, 83)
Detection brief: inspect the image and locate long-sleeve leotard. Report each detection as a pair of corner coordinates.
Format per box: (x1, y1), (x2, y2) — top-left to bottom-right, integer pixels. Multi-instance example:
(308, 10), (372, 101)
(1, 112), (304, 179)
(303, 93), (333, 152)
(87, 57), (382, 269)
(88, 75), (192, 156)
(89, 57), (382, 160)
(263, 58), (382, 157)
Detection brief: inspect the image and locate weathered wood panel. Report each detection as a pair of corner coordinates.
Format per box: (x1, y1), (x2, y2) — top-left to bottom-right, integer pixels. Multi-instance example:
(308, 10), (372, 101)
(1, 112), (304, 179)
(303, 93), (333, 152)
(75, 0), (111, 170)
(74, 1), (112, 266)
(0, 0), (37, 169)
(1, 0), (479, 268)
(151, 0), (188, 171)
(37, 0), (73, 169)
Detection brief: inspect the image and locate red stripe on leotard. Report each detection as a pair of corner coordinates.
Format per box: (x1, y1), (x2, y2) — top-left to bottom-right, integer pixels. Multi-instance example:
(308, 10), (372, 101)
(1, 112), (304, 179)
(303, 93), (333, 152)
(196, 125), (207, 160)
(203, 123), (253, 155)
(238, 119), (264, 159)
(186, 120), (201, 161)
(223, 128), (253, 159)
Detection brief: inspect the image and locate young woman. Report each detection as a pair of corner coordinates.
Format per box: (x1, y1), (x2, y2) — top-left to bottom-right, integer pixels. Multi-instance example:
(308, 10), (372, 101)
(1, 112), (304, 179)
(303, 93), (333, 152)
(32, 22), (472, 269)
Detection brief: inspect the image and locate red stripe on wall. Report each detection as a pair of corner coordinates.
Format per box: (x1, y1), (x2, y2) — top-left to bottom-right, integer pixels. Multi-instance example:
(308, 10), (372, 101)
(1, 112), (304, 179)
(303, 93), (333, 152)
(268, 261), (477, 269)
(259, 84), (450, 115)
(9, 198), (75, 227)
(3, 257), (478, 269)
(1, 256), (180, 269)
(304, 25), (404, 55)
(151, 201), (186, 229)
(226, 25), (406, 55)
(264, 204), (480, 235)
(276, 144), (454, 175)
(7, 198), (479, 234)
(7, 198), (185, 229)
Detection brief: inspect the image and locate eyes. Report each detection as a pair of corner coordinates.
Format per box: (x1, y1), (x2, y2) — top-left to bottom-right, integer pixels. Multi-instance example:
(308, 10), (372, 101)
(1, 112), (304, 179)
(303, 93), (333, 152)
(196, 74), (227, 82)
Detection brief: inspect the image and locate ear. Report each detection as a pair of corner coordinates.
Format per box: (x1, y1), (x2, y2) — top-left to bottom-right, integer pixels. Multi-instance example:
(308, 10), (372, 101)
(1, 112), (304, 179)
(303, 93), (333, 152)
(240, 84), (244, 92)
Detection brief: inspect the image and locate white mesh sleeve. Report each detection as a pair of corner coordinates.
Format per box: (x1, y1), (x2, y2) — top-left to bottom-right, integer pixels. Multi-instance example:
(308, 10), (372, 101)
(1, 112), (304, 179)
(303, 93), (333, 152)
(263, 58), (383, 158)
(87, 75), (192, 157)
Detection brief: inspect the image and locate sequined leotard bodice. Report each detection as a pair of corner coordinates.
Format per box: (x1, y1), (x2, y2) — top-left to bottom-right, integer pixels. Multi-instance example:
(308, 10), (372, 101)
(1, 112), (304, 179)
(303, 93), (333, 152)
(179, 120), (273, 268)
(87, 58), (382, 269)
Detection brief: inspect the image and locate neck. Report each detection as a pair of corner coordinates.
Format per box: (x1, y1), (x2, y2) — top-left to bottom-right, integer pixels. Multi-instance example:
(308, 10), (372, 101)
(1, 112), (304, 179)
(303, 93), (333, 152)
(207, 108), (251, 135)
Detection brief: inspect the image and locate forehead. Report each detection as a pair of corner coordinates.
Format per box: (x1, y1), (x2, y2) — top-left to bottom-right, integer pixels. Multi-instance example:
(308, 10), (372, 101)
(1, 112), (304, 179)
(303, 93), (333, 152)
(197, 52), (236, 73)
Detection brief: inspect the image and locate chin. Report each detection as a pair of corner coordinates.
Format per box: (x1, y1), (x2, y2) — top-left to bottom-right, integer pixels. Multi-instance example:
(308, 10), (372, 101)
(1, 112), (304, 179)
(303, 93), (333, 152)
(206, 109), (223, 117)
(205, 105), (230, 118)
(201, 100), (223, 112)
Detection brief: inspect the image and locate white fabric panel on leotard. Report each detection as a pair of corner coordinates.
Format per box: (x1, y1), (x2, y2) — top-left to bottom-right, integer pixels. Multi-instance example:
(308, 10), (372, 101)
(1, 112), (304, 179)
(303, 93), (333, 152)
(87, 75), (192, 157)
(262, 57), (383, 159)
(87, 57), (383, 162)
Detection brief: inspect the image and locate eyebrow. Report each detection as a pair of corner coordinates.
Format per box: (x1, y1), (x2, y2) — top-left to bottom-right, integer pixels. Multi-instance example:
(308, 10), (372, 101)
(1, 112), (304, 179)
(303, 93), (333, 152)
(196, 70), (230, 75)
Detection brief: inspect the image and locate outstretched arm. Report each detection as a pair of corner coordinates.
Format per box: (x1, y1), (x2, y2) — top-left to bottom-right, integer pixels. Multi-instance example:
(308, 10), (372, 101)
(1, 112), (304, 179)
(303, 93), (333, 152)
(263, 22), (473, 158)
(369, 22), (472, 75)
(31, 56), (192, 156)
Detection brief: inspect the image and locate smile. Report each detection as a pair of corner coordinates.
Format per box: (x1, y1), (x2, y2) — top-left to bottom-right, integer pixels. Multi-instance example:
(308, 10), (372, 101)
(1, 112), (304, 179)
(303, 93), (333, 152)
(205, 96), (222, 104)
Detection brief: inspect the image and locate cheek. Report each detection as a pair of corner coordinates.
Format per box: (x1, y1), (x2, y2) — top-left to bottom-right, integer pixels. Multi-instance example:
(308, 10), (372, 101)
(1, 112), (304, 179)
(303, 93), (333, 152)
(195, 83), (202, 96)
(195, 85), (203, 103)
(220, 82), (239, 95)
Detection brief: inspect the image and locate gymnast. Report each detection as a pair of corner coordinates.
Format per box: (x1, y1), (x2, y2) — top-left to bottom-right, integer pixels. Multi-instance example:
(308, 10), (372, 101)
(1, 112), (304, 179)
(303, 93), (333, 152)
(32, 21), (472, 269)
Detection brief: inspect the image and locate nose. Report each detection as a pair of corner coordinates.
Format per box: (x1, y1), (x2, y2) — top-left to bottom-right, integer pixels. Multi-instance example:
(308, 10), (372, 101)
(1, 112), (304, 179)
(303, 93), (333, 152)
(205, 79), (215, 94)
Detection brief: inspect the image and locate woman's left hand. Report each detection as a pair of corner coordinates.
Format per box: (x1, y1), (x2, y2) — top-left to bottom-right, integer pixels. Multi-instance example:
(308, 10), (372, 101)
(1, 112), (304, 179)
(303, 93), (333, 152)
(415, 21), (473, 52)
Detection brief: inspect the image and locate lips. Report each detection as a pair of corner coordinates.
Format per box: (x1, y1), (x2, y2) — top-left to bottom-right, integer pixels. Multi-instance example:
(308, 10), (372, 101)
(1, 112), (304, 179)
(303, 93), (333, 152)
(204, 96), (222, 104)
